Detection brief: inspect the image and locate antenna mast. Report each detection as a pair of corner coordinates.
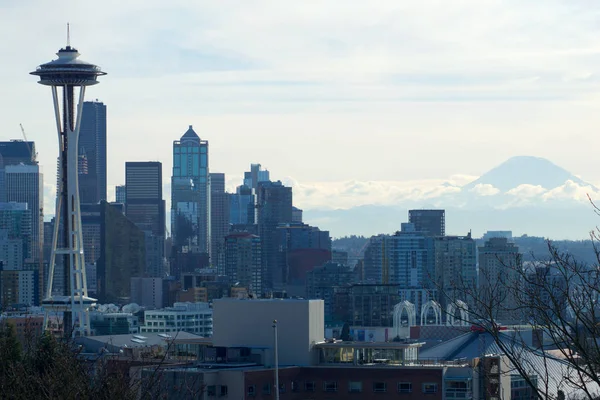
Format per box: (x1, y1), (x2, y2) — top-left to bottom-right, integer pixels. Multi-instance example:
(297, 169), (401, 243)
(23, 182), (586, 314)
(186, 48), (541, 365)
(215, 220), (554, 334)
(67, 23), (70, 47)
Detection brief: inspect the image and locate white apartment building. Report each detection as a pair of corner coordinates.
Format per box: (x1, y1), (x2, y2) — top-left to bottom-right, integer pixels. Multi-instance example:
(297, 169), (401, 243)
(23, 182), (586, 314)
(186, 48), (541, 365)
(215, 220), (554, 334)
(140, 302), (212, 337)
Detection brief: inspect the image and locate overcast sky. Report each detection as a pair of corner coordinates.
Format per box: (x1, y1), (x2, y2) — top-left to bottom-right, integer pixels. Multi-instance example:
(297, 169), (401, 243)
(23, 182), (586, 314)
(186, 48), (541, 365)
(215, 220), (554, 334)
(2, 1), (600, 214)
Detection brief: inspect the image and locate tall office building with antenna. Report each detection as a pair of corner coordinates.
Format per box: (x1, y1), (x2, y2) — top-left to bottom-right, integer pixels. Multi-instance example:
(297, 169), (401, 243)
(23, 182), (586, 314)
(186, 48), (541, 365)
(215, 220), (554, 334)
(30, 27), (106, 337)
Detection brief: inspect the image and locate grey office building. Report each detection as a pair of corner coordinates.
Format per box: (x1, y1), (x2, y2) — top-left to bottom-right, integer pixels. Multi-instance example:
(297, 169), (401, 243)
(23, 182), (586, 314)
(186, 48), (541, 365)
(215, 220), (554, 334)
(79, 101), (107, 204)
(125, 162), (165, 277)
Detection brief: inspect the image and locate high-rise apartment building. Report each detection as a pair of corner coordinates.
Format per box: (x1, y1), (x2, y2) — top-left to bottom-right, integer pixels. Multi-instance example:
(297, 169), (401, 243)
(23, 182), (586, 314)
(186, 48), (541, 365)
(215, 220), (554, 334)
(78, 101), (107, 204)
(433, 233), (477, 310)
(125, 162), (165, 277)
(408, 209), (445, 237)
(115, 185), (126, 204)
(5, 164), (43, 261)
(363, 223), (435, 292)
(224, 232), (262, 295)
(210, 173), (229, 268)
(171, 126), (209, 253)
(478, 237), (523, 323)
(256, 181), (293, 292)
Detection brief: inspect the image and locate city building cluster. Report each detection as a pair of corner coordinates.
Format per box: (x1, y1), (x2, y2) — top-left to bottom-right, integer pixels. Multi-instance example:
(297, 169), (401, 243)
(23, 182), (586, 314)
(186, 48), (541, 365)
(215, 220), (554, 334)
(0, 40), (596, 399)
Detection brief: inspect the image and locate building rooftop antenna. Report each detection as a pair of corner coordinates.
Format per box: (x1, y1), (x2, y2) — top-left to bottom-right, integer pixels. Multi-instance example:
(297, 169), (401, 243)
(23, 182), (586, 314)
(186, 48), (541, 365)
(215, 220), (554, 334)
(67, 23), (70, 47)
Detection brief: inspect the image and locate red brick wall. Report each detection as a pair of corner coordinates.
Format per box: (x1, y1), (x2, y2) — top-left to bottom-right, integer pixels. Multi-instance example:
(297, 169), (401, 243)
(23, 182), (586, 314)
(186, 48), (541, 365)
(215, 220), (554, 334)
(243, 366), (444, 400)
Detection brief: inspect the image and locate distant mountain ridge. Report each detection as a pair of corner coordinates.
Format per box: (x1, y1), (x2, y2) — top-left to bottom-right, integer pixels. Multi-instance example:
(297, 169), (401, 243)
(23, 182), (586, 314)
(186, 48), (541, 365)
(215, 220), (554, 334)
(463, 156), (594, 191)
(302, 156), (599, 240)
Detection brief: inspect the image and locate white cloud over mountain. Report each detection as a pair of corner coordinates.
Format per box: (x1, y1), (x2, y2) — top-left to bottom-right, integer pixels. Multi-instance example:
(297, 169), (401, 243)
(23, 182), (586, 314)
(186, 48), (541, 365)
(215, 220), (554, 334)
(284, 177), (600, 212)
(506, 184), (547, 198)
(469, 183), (500, 197)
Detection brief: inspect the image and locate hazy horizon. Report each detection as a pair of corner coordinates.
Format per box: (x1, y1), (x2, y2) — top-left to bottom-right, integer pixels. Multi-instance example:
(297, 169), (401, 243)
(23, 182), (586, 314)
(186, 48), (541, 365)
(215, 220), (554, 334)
(2, 1), (600, 239)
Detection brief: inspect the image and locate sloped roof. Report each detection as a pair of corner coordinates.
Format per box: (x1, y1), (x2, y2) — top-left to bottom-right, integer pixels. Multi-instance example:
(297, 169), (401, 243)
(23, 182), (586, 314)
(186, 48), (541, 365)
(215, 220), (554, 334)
(421, 331), (600, 398)
(420, 331), (503, 360)
(181, 125), (199, 140)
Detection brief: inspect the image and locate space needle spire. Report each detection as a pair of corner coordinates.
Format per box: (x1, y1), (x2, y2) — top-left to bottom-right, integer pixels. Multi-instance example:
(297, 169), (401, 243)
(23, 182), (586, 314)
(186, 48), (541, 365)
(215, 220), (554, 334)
(31, 27), (106, 337)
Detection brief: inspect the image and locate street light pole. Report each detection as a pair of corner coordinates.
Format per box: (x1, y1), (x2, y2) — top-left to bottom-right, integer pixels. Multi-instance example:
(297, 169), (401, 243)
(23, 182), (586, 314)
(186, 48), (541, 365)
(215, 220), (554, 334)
(273, 319), (280, 400)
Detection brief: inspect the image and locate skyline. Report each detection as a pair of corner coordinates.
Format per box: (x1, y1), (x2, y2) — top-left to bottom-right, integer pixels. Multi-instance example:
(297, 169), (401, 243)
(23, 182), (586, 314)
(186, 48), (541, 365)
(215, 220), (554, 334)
(2, 1), (600, 236)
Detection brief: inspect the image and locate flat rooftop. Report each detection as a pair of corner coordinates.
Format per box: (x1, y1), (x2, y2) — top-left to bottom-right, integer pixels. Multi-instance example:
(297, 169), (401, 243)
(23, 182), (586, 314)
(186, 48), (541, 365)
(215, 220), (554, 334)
(315, 341), (425, 349)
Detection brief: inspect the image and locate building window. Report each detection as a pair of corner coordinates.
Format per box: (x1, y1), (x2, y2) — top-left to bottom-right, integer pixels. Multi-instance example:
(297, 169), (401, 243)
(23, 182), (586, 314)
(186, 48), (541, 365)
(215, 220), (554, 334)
(324, 381), (337, 392)
(305, 381), (315, 392)
(398, 382), (412, 393)
(348, 381), (362, 393)
(219, 386), (228, 396)
(423, 383), (438, 393)
(291, 381), (300, 392)
(207, 385), (216, 396)
(373, 382), (387, 393)
(262, 383), (271, 395)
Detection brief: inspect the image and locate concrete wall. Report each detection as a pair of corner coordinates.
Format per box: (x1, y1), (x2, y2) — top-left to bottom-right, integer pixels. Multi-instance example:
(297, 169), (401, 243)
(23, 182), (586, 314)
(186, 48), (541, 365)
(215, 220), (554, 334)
(213, 299), (324, 366)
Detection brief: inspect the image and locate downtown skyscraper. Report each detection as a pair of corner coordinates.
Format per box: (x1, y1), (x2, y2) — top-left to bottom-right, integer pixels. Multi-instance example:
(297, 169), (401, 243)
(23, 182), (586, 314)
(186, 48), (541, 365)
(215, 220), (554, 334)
(78, 101), (107, 204)
(171, 125), (209, 255)
(125, 162), (165, 277)
(256, 180), (293, 293)
(5, 164), (43, 261)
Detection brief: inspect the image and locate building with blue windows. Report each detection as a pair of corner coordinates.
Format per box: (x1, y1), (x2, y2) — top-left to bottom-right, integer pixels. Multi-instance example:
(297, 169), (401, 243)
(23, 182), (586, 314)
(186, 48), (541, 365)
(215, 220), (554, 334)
(171, 126), (209, 254)
(229, 185), (254, 225)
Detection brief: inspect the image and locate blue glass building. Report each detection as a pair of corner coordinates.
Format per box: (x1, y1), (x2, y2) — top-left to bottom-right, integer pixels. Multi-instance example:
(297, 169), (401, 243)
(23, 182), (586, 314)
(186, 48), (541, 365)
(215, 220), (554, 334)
(171, 126), (209, 253)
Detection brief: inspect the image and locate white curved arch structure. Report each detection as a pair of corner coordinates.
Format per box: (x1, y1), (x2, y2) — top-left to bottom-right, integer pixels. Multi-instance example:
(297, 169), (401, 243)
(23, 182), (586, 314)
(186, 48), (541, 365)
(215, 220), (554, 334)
(393, 301), (416, 338)
(420, 300), (442, 326)
(446, 300), (469, 326)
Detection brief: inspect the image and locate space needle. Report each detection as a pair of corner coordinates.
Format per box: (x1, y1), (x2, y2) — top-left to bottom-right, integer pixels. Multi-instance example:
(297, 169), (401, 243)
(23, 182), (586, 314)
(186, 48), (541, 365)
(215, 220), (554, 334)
(31, 26), (106, 337)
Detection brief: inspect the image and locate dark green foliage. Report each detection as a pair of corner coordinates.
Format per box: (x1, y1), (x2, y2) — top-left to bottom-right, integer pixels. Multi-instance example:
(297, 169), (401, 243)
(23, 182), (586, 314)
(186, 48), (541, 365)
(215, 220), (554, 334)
(0, 323), (205, 400)
(0, 327), (137, 400)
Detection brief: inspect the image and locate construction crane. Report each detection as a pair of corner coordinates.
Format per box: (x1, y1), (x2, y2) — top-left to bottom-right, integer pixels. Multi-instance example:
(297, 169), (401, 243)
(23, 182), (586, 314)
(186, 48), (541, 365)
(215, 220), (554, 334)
(19, 123), (37, 164)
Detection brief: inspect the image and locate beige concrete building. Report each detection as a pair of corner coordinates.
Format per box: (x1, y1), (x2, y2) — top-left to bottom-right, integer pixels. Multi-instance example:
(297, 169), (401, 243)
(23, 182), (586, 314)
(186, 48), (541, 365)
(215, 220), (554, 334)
(212, 299), (324, 366)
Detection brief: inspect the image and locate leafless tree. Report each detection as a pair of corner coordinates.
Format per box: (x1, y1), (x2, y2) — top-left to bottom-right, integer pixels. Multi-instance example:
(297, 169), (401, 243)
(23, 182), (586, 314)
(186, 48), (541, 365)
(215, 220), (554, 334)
(437, 205), (600, 399)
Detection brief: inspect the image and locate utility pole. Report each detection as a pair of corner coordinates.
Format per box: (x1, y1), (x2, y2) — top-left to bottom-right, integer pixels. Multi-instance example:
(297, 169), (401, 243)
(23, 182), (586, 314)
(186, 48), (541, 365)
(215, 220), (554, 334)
(273, 319), (279, 400)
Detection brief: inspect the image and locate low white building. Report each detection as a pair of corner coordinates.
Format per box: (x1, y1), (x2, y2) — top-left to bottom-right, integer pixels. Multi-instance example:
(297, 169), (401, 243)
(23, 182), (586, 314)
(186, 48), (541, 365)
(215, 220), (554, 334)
(140, 302), (212, 337)
(212, 298), (325, 366)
